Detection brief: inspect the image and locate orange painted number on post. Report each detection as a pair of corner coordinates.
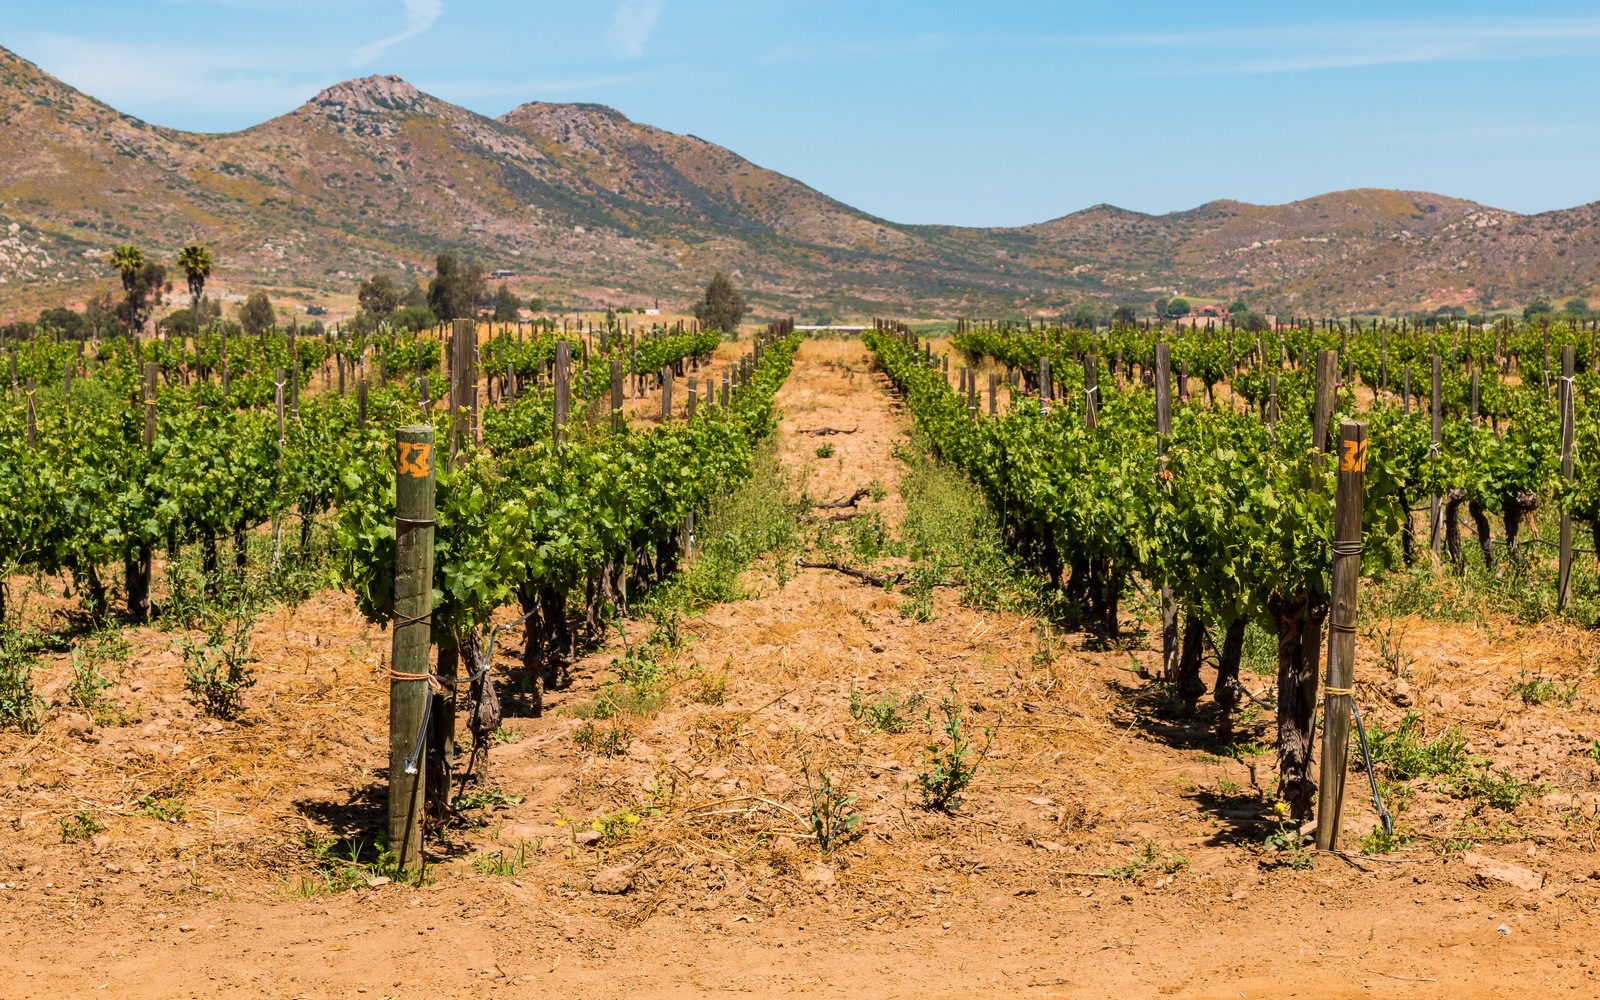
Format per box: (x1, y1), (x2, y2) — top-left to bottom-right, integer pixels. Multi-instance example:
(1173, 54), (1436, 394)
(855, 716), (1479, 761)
(397, 441), (432, 478)
(1340, 439), (1368, 473)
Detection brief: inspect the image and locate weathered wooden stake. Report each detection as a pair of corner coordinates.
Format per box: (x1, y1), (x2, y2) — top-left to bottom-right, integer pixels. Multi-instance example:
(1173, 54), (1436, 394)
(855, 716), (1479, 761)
(1429, 356), (1443, 555)
(554, 340), (571, 447)
(1155, 343), (1176, 680)
(1315, 420), (1367, 852)
(389, 426), (436, 872)
(610, 359), (624, 432)
(1560, 345), (1577, 608)
(1084, 354), (1098, 429)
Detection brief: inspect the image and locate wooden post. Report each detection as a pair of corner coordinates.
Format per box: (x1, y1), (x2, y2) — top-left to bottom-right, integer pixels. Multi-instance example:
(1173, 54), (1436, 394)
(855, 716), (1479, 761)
(24, 377), (35, 449)
(1560, 345), (1577, 608)
(1084, 354), (1098, 430)
(389, 426), (436, 872)
(1316, 419), (1367, 852)
(1155, 343), (1177, 680)
(1313, 351), (1337, 453)
(610, 358), (624, 431)
(687, 377), (698, 421)
(721, 372), (731, 408)
(553, 340), (571, 447)
(272, 370), (287, 570)
(1429, 355), (1443, 555)
(448, 319), (476, 467)
(1038, 355), (1051, 415)
(660, 365), (673, 421)
(988, 371), (998, 416)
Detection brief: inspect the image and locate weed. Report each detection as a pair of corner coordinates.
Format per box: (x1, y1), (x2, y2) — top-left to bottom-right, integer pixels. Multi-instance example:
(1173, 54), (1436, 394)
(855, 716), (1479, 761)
(1263, 800), (1315, 869)
(899, 567), (937, 622)
(1509, 669), (1577, 707)
(178, 612), (257, 720)
(0, 627), (44, 733)
(815, 443), (835, 459)
(454, 788), (523, 811)
(1366, 712), (1476, 781)
(692, 667), (729, 706)
(1455, 768), (1545, 813)
(1108, 840), (1189, 880)
(1589, 738), (1600, 765)
(135, 789), (188, 824)
(472, 842), (531, 876)
(800, 754), (861, 853)
(59, 810), (105, 843)
(573, 719), (632, 757)
(298, 831), (420, 894)
(1364, 618), (1415, 678)
(848, 688), (924, 734)
(915, 689), (993, 811)
(846, 512), (892, 563)
(1358, 823), (1413, 855)
(1216, 777), (1241, 796)
(490, 726), (523, 745)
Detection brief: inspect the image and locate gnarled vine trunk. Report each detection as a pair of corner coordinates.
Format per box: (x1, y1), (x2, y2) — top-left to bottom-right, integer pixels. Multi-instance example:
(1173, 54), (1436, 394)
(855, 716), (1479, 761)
(1443, 488), (1466, 573)
(1468, 500), (1495, 572)
(1174, 613), (1207, 712)
(1268, 590), (1327, 820)
(1213, 617), (1248, 740)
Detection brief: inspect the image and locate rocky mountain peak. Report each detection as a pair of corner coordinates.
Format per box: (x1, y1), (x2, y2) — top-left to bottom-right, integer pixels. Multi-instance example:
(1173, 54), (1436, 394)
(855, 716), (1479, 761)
(304, 76), (428, 135)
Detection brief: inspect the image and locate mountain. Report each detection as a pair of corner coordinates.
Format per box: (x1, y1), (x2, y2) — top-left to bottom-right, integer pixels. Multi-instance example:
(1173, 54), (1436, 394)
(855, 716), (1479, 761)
(2, 44), (1597, 320)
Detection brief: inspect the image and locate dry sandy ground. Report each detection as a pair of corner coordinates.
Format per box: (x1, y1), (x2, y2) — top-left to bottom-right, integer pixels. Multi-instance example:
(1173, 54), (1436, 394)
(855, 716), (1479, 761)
(4, 339), (1600, 998)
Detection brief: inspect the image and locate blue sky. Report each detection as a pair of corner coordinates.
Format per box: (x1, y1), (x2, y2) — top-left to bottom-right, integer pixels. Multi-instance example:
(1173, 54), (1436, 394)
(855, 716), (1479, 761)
(8, 1), (1600, 226)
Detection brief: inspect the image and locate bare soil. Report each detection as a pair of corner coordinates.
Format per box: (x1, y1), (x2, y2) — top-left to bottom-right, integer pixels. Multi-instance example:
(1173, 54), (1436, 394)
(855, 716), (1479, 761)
(4, 338), (1600, 997)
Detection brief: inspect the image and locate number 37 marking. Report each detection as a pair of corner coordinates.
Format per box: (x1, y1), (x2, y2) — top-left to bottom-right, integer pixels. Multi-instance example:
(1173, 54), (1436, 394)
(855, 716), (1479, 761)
(398, 441), (432, 478)
(1340, 439), (1368, 473)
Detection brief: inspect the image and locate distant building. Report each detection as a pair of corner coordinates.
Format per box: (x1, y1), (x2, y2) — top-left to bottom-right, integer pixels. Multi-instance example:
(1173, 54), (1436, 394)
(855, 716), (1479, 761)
(489, 269), (517, 279)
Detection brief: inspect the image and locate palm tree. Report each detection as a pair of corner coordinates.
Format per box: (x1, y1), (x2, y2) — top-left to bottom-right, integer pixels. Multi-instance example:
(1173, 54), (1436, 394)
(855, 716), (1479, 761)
(177, 244), (214, 312)
(110, 244), (144, 294)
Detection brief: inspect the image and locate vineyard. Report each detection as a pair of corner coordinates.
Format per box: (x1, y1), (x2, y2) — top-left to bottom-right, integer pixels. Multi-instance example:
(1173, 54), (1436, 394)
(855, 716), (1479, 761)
(3, 317), (1600, 996)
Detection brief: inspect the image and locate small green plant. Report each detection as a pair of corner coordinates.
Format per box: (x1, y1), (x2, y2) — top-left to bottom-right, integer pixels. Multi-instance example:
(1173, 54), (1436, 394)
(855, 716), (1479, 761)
(178, 614), (257, 720)
(1588, 738), (1600, 764)
(454, 788), (523, 811)
(915, 689), (993, 811)
(573, 719), (632, 757)
(1263, 800), (1315, 869)
(1510, 669), (1577, 707)
(800, 754), (861, 853)
(1358, 823), (1414, 855)
(1108, 840), (1189, 880)
(848, 688), (924, 734)
(1366, 712), (1477, 781)
(693, 668), (729, 706)
(0, 627), (44, 733)
(815, 443), (835, 459)
(298, 831), (420, 894)
(472, 842), (531, 876)
(899, 568), (937, 622)
(135, 790), (188, 824)
(1215, 777), (1241, 796)
(490, 725), (524, 745)
(59, 810), (105, 843)
(1455, 768), (1545, 813)
(1364, 618), (1414, 678)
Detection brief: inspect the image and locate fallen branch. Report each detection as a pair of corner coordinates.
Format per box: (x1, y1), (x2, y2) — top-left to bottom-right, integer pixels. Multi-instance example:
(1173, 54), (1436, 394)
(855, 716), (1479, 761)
(798, 426), (858, 436)
(798, 560), (904, 587)
(815, 487), (871, 509)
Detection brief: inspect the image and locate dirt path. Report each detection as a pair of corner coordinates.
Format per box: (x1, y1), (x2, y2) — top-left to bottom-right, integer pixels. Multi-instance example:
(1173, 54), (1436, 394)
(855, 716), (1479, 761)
(4, 339), (1600, 997)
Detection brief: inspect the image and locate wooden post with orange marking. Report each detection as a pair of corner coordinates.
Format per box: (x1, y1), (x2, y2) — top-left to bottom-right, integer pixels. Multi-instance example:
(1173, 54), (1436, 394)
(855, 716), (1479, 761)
(389, 426), (436, 872)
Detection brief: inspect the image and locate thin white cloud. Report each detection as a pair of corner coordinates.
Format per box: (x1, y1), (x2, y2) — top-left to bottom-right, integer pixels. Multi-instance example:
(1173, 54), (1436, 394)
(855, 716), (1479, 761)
(754, 16), (1600, 76)
(425, 73), (649, 103)
(19, 34), (332, 127)
(607, 0), (663, 59)
(353, 0), (443, 66)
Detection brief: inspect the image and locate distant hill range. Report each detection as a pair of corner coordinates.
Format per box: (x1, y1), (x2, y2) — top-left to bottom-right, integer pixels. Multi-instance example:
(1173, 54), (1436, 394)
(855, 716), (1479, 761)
(1, 44), (1596, 321)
